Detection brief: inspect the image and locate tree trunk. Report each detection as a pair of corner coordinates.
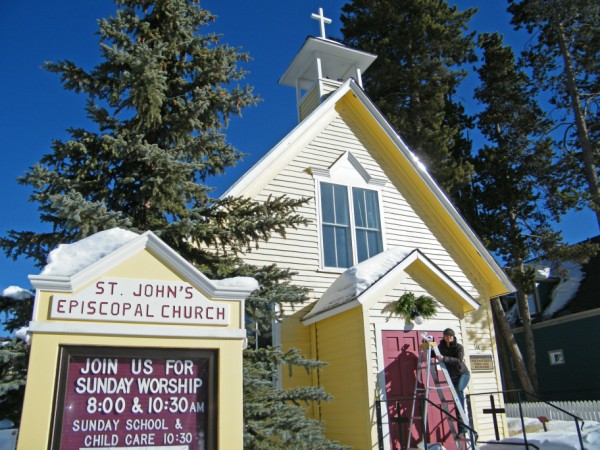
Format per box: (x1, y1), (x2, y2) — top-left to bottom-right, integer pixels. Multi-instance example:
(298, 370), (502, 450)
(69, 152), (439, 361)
(556, 22), (600, 229)
(490, 297), (538, 399)
(515, 282), (539, 395)
(492, 304), (519, 403)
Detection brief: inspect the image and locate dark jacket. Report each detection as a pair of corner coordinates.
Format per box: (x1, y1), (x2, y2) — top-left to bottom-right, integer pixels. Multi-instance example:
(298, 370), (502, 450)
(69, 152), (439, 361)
(438, 339), (469, 380)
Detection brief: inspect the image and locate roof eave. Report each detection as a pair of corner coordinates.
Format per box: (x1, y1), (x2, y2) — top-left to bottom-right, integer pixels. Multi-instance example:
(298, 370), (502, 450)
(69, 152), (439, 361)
(345, 84), (516, 297)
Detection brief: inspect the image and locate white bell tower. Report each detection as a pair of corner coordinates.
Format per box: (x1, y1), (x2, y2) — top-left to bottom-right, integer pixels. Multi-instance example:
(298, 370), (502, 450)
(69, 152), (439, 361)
(279, 8), (377, 122)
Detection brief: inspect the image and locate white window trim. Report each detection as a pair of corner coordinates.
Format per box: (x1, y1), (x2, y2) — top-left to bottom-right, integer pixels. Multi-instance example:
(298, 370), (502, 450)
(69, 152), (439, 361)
(312, 152), (387, 271)
(548, 349), (565, 366)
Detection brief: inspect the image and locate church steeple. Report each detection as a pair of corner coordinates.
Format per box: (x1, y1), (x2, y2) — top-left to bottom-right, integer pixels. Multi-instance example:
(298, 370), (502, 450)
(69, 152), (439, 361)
(279, 8), (377, 122)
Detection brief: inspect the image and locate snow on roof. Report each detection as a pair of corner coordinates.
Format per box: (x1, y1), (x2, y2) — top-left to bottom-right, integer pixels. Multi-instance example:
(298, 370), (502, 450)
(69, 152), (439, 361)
(2, 286), (33, 300)
(505, 260), (586, 324)
(542, 261), (584, 319)
(307, 247), (415, 318)
(41, 228), (139, 277)
(535, 266), (551, 280)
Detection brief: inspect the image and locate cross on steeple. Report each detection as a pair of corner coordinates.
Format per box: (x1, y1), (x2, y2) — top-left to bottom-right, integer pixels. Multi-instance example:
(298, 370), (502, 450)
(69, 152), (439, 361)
(311, 7), (332, 39)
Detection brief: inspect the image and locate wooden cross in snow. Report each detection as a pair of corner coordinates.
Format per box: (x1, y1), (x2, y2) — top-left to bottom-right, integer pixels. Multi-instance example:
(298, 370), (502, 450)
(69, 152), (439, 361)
(482, 394), (506, 441)
(311, 7), (332, 39)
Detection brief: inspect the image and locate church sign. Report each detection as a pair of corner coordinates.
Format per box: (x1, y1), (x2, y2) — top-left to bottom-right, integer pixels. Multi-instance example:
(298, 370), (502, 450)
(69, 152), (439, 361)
(50, 278), (229, 325)
(18, 230), (251, 450)
(51, 347), (216, 450)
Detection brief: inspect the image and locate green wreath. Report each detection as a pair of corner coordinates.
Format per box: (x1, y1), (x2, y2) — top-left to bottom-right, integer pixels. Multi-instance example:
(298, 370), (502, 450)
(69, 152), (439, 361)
(382, 292), (438, 322)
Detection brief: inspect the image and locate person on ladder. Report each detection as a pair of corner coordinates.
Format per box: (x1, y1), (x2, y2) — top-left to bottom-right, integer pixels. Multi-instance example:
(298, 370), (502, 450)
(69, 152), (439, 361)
(434, 328), (471, 438)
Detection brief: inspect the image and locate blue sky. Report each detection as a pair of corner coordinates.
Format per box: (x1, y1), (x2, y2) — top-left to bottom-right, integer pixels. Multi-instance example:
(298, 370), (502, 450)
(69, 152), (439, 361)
(0, 1), (597, 291)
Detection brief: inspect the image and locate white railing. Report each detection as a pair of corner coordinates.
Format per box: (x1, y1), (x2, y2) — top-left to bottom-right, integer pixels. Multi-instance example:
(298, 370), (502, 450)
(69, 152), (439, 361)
(506, 401), (600, 422)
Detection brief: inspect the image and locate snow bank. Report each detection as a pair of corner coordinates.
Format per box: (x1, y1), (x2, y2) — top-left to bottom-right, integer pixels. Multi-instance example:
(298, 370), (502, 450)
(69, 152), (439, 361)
(41, 228), (139, 277)
(480, 418), (600, 450)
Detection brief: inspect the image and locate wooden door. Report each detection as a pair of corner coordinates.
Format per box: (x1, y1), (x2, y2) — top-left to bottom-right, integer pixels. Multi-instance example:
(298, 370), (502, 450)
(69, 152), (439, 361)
(382, 330), (457, 450)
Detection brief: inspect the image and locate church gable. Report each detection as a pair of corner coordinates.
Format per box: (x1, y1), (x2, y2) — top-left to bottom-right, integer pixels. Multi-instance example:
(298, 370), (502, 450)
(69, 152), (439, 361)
(302, 248), (479, 325)
(234, 106), (480, 313)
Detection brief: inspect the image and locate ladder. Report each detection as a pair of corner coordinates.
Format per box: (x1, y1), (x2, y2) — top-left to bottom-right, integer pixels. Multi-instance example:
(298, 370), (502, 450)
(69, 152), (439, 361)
(406, 334), (471, 450)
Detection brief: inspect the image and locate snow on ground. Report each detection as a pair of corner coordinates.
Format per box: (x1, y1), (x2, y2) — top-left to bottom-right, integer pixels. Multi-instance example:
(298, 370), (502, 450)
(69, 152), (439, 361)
(479, 418), (600, 449)
(1, 419), (598, 450)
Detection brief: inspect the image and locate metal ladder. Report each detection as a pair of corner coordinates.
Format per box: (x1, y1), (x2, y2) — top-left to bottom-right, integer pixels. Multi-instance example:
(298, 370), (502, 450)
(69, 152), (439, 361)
(407, 334), (471, 449)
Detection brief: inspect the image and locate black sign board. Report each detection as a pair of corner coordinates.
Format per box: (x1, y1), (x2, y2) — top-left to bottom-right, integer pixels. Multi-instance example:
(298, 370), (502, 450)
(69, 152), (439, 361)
(50, 346), (217, 450)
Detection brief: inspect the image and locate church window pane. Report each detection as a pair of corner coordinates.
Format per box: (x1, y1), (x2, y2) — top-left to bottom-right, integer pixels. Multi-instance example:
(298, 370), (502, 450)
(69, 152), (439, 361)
(321, 182), (353, 268)
(353, 187), (383, 262)
(320, 182), (383, 268)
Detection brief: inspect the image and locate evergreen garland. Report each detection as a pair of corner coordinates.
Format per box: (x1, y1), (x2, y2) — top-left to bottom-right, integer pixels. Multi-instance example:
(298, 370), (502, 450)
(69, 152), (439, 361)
(382, 292), (438, 322)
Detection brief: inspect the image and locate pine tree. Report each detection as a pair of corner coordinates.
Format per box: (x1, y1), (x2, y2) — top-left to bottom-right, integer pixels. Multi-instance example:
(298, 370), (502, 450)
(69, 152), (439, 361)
(235, 264), (346, 449)
(0, 290), (33, 426)
(508, 0), (600, 229)
(0, 1), (342, 447)
(340, 0), (477, 198)
(471, 33), (596, 397)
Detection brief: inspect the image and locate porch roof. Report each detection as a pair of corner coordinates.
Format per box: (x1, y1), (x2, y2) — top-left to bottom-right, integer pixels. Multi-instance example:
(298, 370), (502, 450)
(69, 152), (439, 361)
(302, 247), (478, 325)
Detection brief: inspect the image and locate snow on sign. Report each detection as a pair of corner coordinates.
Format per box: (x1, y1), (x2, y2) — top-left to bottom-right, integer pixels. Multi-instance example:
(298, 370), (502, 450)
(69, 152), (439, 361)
(51, 347), (217, 450)
(49, 278), (230, 326)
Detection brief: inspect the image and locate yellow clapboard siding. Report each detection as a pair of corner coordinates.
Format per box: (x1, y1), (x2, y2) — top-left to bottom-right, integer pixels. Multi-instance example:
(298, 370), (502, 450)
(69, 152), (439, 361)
(315, 307), (373, 449)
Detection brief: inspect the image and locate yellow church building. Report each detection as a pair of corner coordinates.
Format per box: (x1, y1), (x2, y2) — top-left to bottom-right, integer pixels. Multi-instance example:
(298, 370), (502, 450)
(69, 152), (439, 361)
(224, 9), (515, 450)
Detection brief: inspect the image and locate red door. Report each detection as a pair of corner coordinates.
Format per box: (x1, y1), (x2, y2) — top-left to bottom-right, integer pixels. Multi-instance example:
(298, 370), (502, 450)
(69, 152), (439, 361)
(382, 330), (457, 450)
